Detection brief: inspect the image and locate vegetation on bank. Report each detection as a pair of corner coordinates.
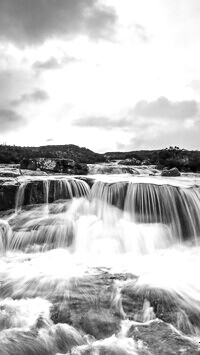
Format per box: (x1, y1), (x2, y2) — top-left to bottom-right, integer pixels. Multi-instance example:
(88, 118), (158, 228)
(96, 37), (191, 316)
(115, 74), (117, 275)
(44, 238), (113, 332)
(0, 144), (200, 172)
(105, 146), (200, 172)
(0, 144), (105, 164)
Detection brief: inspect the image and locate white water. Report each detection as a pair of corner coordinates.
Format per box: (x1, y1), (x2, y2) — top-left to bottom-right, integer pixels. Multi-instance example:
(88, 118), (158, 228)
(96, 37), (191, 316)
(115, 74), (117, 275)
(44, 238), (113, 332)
(1, 171), (200, 354)
(88, 162), (160, 175)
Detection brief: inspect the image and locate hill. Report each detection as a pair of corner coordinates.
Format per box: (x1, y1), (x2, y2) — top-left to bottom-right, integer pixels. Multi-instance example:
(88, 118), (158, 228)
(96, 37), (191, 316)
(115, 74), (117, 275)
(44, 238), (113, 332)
(0, 144), (105, 164)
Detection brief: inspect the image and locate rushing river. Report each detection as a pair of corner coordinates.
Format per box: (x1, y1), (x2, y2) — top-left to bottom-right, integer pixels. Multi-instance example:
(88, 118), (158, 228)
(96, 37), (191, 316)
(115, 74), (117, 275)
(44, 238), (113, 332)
(1, 167), (200, 354)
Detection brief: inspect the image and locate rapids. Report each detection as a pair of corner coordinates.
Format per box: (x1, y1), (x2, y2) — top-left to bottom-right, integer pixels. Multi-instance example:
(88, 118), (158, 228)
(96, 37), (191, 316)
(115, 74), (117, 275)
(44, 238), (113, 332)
(1, 168), (200, 354)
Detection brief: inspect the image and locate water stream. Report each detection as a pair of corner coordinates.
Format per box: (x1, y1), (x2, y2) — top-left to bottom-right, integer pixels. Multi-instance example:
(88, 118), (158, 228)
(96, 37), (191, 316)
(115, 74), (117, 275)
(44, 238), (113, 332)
(0, 170), (200, 354)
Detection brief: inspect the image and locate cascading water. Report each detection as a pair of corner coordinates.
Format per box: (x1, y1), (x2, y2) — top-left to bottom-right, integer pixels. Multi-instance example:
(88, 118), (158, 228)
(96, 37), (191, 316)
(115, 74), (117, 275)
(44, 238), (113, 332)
(88, 162), (160, 175)
(15, 176), (90, 212)
(1, 172), (200, 354)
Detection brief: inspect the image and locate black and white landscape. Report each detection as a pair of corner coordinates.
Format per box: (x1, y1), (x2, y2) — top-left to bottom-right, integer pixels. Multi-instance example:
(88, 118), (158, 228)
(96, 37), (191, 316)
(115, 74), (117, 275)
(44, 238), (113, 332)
(0, 1), (200, 354)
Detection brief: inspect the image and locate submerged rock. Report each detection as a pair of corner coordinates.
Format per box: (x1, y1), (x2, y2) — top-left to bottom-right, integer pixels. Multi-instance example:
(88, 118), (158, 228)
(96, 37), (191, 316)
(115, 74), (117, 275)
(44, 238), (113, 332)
(70, 337), (138, 355)
(50, 272), (123, 340)
(161, 167), (181, 177)
(128, 319), (200, 355)
(20, 158), (88, 175)
(121, 281), (200, 336)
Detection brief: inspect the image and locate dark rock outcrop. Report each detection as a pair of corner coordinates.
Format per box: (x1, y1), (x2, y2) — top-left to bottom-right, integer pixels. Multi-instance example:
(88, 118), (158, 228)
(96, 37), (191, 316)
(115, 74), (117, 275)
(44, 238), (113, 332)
(118, 158), (141, 166)
(20, 158), (88, 175)
(161, 167), (181, 177)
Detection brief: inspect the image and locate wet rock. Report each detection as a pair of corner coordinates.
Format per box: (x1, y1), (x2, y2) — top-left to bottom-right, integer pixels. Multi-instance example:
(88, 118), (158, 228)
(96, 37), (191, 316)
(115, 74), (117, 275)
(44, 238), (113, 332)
(23, 181), (46, 205)
(0, 328), (54, 355)
(21, 178), (89, 207)
(78, 310), (120, 340)
(128, 319), (200, 355)
(161, 167), (181, 177)
(70, 337), (138, 355)
(52, 323), (85, 353)
(50, 273), (123, 339)
(74, 176), (95, 188)
(121, 282), (200, 335)
(0, 321), (85, 355)
(0, 181), (19, 211)
(0, 170), (21, 177)
(20, 158), (88, 175)
(91, 181), (128, 210)
(21, 169), (48, 176)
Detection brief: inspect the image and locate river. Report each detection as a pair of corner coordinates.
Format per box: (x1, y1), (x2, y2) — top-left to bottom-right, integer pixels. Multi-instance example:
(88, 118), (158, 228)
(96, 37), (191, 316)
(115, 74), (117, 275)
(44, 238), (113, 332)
(0, 166), (200, 354)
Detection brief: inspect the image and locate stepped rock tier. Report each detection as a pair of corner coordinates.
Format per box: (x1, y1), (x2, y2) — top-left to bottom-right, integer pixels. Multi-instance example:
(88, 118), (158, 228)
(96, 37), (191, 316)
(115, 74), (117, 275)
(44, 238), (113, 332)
(1, 166), (200, 354)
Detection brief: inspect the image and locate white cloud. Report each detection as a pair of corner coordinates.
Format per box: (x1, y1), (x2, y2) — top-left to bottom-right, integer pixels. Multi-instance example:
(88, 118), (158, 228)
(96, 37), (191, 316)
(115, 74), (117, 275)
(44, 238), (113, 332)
(0, 0), (200, 151)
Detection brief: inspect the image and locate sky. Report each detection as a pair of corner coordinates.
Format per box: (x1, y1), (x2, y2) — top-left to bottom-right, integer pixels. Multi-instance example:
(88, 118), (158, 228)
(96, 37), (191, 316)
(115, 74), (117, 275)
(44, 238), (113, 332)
(0, 0), (200, 152)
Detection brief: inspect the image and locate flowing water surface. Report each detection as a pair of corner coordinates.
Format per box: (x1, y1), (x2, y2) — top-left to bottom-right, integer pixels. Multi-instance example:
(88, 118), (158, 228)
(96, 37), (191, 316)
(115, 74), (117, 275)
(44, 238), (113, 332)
(1, 168), (200, 354)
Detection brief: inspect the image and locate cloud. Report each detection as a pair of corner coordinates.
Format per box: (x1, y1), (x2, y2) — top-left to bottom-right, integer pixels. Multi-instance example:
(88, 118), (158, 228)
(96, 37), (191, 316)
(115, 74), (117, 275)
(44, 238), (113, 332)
(188, 80), (200, 93)
(46, 138), (54, 142)
(0, 0), (117, 46)
(11, 89), (49, 106)
(73, 98), (199, 131)
(33, 58), (61, 71)
(121, 120), (200, 151)
(134, 24), (150, 43)
(134, 97), (198, 119)
(33, 56), (78, 73)
(73, 115), (129, 129)
(0, 108), (25, 132)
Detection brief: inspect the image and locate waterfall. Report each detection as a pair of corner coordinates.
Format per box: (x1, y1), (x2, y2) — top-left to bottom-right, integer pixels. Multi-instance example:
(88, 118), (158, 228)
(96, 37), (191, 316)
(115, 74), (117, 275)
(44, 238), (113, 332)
(15, 181), (27, 212)
(2, 176), (199, 255)
(88, 163), (159, 175)
(1, 173), (200, 354)
(90, 179), (200, 241)
(0, 220), (12, 252)
(15, 177), (90, 211)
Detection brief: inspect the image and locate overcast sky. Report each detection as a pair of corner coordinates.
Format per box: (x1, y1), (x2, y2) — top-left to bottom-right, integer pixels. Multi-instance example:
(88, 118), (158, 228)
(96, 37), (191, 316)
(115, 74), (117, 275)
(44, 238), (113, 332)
(0, 0), (200, 152)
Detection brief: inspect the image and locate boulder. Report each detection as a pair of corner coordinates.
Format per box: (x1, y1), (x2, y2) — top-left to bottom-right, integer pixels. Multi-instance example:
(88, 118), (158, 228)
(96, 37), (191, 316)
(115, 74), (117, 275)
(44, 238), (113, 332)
(118, 158), (141, 166)
(20, 158), (88, 175)
(161, 167), (181, 177)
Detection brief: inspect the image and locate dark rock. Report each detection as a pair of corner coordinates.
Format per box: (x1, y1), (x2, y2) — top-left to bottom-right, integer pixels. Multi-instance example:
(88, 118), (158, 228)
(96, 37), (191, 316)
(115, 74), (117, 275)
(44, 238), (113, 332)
(118, 158), (141, 166)
(0, 165), (22, 177)
(0, 181), (19, 211)
(0, 171), (21, 178)
(161, 167), (181, 177)
(121, 282), (200, 335)
(78, 309), (120, 340)
(20, 158), (88, 175)
(141, 159), (151, 165)
(50, 272), (123, 339)
(128, 320), (200, 355)
(53, 323), (85, 353)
